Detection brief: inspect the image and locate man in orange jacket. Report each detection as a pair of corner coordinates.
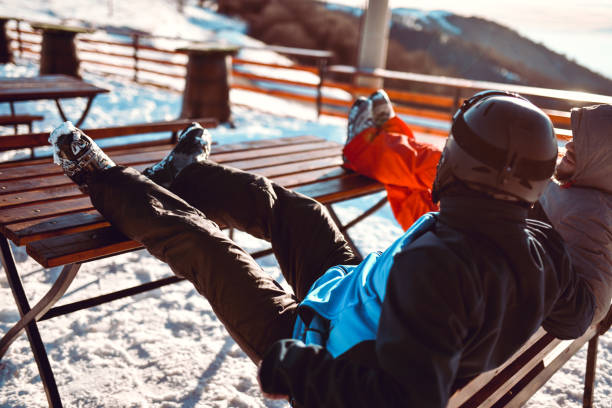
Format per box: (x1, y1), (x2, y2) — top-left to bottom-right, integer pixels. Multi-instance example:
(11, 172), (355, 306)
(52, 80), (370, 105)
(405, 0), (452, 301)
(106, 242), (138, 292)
(342, 90), (442, 230)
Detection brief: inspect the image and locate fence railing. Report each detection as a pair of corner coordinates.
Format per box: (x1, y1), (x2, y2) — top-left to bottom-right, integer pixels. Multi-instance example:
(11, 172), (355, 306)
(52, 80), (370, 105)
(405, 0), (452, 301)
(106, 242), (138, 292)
(5, 18), (332, 102)
(320, 65), (612, 141)
(5, 18), (612, 144)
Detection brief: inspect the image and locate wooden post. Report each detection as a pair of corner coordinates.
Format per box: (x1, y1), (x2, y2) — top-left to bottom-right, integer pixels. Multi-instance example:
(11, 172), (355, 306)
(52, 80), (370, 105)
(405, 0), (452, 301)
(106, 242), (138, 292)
(31, 23), (93, 78)
(132, 34), (140, 83)
(0, 18), (12, 63)
(316, 57), (327, 119)
(15, 19), (22, 57)
(177, 44), (239, 124)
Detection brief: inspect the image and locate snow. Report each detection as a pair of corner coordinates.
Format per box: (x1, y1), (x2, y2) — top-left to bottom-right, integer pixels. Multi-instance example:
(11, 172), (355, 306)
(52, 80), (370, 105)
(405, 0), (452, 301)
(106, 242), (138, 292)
(0, 1), (610, 407)
(393, 8), (462, 35)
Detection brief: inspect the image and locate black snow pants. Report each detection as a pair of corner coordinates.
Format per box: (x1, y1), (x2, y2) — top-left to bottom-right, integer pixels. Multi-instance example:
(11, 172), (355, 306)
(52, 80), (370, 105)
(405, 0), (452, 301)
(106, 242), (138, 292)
(87, 161), (359, 362)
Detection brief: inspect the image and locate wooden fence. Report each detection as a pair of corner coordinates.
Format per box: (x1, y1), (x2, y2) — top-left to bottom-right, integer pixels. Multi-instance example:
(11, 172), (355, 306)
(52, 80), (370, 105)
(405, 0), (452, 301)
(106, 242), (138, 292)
(5, 18), (612, 144)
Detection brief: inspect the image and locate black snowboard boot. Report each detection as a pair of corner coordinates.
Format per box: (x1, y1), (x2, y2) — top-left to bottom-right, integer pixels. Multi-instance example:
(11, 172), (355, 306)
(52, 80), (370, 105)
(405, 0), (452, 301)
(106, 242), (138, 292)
(142, 122), (212, 188)
(346, 96), (374, 145)
(369, 89), (395, 127)
(49, 121), (116, 193)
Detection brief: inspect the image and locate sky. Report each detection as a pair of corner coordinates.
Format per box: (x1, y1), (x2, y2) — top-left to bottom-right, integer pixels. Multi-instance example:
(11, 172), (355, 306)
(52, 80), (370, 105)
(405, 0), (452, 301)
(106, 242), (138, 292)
(389, 0), (612, 32)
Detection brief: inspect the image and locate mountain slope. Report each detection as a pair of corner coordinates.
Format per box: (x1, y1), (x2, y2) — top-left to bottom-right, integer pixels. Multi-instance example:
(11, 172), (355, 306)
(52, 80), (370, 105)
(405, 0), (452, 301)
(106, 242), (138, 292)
(217, 0), (612, 96)
(392, 9), (612, 94)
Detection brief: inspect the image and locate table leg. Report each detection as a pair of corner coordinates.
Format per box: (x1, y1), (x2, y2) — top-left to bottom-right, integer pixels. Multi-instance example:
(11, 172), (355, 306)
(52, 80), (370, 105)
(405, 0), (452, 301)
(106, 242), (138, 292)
(0, 235), (64, 407)
(324, 195), (389, 262)
(54, 96), (95, 127)
(9, 101), (16, 134)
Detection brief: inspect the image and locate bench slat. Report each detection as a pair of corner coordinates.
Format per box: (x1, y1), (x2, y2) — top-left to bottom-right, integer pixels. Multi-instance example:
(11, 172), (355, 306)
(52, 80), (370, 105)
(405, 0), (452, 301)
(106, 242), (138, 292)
(273, 167), (347, 187)
(210, 135), (324, 153)
(0, 174), (71, 194)
(0, 196), (92, 225)
(211, 140), (341, 162)
(0, 114), (44, 125)
(295, 173), (383, 203)
(5, 211), (108, 245)
(0, 149), (171, 181)
(26, 226), (141, 267)
(460, 334), (561, 407)
(250, 156), (342, 179)
(225, 147), (342, 171)
(0, 184), (82, 209)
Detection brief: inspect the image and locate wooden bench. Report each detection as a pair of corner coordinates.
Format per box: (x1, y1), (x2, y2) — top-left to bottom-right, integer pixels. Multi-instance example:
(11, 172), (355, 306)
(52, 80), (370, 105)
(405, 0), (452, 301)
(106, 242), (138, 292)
(0, 113), (44, 133)
(0, 119), (608, 407)
(448, 306), (612, 408)
(0, 119), (387, 407)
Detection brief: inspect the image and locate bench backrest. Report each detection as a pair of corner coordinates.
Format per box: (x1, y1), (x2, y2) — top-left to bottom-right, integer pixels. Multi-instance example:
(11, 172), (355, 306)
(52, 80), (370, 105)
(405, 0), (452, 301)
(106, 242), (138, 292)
(0, 118), (218, 155)
(449, 305), (611, 407)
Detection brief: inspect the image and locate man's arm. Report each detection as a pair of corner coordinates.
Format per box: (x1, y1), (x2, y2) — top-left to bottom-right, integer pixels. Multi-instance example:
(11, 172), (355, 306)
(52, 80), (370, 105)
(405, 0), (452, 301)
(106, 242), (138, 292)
(527, 220), (595, 339)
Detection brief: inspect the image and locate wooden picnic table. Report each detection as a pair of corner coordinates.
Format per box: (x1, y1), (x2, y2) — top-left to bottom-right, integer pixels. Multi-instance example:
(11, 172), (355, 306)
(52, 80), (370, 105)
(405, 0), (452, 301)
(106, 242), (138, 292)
(0, 127), (385, 407)
(0, 74), (108, 127)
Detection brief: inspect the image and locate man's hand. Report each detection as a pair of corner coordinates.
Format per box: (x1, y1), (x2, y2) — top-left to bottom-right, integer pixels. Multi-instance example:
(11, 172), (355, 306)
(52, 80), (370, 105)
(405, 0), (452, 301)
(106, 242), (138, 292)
(257, 360), (289, 401)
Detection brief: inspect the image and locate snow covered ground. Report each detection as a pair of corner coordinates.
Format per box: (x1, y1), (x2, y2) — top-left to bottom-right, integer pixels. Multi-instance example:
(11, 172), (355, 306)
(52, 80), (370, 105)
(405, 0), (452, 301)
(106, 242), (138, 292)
(0, 1), (610, 407)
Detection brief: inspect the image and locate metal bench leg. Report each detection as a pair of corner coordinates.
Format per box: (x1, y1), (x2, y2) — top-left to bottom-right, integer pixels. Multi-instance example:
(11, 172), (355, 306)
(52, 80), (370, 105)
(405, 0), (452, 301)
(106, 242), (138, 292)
(1, 262), (81, 359)
(325, 195), (389, 262)
(9, 101), (17, 134)
(55, 96), (95, 127)
(0, 235), (63, 407)
(583, 335), (599, 408)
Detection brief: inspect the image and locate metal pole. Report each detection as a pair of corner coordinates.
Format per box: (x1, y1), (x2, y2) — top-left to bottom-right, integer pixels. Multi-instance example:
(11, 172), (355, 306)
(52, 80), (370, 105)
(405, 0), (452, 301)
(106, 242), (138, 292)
(16, 19), (23, 58)
(583, 335), (599, 408)
(316, 58), (327, 119)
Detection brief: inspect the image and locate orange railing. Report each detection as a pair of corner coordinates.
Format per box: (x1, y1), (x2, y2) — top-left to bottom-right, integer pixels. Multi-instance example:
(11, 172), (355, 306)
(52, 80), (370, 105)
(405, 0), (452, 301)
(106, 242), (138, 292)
(5, 18), (612, 144)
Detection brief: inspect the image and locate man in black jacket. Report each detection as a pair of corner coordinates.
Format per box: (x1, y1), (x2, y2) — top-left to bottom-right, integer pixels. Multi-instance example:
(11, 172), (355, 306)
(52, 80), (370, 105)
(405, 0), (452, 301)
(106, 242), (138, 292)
(50, 90), (594, 407)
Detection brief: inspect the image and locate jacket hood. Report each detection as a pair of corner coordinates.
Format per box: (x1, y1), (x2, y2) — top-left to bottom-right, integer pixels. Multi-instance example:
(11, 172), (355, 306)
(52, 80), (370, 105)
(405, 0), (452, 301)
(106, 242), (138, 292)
(569, 104), (612, 193)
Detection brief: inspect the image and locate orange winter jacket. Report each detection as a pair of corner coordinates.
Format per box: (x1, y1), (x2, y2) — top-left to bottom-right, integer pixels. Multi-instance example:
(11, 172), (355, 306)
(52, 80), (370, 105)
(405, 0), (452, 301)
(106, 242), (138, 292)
(342, 116), (442, 230)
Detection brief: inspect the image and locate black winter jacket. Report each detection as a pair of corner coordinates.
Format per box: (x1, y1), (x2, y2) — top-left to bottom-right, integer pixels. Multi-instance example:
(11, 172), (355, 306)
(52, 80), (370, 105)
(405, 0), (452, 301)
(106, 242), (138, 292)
(259, 195), (595, 407)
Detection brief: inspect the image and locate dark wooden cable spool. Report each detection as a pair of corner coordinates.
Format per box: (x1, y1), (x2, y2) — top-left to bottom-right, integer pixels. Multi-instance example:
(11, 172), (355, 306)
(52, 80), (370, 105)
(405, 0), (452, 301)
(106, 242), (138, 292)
(31, 23), (93, 78)
(0, 18), (12, 63)
(178, 44), (239, 124)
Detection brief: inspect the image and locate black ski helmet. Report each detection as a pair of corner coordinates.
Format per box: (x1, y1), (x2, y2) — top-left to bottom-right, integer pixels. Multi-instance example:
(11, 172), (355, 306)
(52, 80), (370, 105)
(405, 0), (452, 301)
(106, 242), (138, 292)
(432, 90), (558, 203)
